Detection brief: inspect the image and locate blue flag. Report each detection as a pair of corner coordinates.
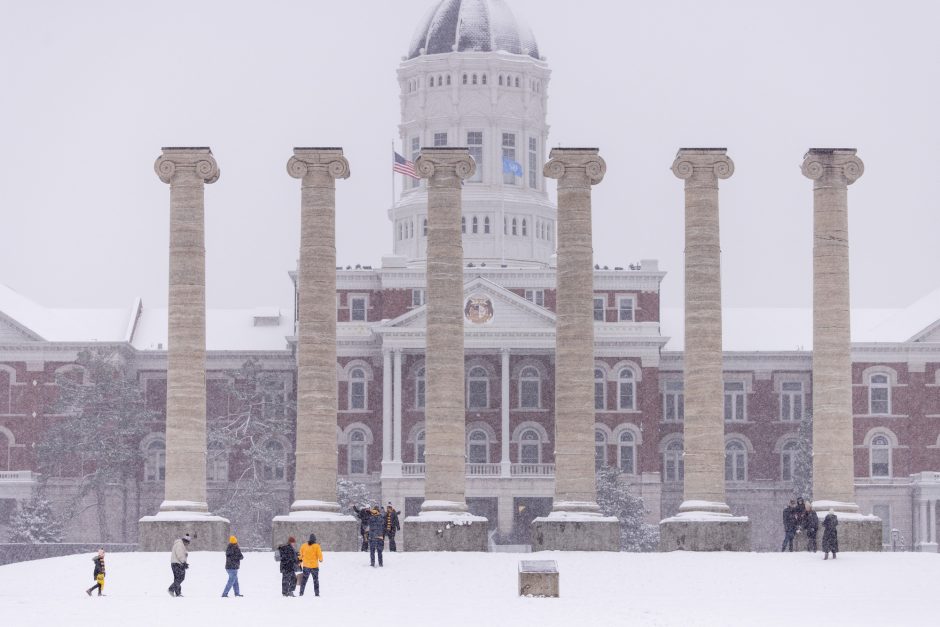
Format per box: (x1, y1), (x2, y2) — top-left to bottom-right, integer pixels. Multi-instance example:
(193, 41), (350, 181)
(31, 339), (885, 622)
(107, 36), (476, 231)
(502, 156), (523, 177)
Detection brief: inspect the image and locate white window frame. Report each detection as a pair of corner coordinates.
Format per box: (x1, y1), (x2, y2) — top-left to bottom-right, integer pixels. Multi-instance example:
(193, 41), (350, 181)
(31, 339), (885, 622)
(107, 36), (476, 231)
(593, 297), (605, 322)
(467, 429), (489, 464)
(725, 439), (747, 482)
(618, 367), (636, 411)
(412, 289), (426, 307)
(144, 438), (166, 482)
(524, 289), (545, 307)
(207, 441), (229, 483)
(780, 381), (804, 421)
(433, 132), (448, 147)
(348, 428), (369, 475)
(415, 367), (426, 409)
(518, 366), (541, 409)
(528, 136), (538, 189)
(663, 380), (684, 422)
(724, 381), (747, 422)
(467, 366), (489, 410)
(348, 294), (368, 322)
(618, 430), (637, 475)
(780, 440), (799, 481)
(595, 428), (608, 470)
(870, 434), (892, 477)
(414, 429), (426, 464)
(410, 136), (421, 188)
(502, 132), (517, 185)
(617, 295), (636, 322)
(518, 429), (541, 464)
(467, 131), (483, 183)
(663, 440), (684, 483)
(594, 368), (606, 410)
(869, 374), (891, 415)
(262, 440), (287, 481)
(348, 367), (368, 410)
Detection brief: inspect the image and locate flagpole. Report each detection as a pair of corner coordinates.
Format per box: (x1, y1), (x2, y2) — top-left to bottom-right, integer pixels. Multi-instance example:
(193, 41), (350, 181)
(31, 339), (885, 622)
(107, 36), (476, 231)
(391, 140), (395, 209)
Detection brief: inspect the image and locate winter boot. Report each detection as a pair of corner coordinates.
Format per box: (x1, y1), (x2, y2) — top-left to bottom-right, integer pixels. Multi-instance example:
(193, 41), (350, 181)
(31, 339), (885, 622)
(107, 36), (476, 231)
(86, 589), (92, 596)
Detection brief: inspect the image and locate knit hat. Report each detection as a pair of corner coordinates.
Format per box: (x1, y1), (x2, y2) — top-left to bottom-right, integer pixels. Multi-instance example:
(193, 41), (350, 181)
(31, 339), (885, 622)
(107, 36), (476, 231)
(229, 536), (238, 544)
(182, 533), (191, 543)
(308, 533), (317, 544)
(288, 536), (296, 543)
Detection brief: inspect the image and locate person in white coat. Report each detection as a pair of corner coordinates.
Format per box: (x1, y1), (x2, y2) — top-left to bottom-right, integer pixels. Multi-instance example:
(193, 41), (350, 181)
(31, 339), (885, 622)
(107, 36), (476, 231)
(168, 533), (191, 597)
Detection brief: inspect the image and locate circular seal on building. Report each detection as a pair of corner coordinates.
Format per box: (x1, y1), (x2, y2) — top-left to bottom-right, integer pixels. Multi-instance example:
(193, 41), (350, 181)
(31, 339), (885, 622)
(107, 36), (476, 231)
(464, 294), (494, 324)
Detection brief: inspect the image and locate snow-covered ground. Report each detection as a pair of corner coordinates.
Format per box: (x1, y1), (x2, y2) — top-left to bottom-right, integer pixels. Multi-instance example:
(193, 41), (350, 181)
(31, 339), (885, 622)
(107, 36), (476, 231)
(1, 550), (937, 626)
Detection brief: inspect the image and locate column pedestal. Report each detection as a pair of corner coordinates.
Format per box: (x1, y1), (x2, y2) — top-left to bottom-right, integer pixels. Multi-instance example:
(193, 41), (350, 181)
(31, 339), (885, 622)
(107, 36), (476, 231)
(272, 502), (359, 552)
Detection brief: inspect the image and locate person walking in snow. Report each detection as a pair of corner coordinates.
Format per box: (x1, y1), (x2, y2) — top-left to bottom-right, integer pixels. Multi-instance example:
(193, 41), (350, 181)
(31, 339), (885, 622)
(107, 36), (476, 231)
(367, 506), (385, 567)
(85, 549), (106, 596)
(384, 503), (401, 552)
(168, 533), (191, 597)
(353, 505), (371, 551)
(803, 503), (819, 553)
(276, 536), (299, 596)
(822, 510), (839, 560)
(298, 533), (324, 597)
(222, 535), (244, 597)
(781, 500), (798, 552)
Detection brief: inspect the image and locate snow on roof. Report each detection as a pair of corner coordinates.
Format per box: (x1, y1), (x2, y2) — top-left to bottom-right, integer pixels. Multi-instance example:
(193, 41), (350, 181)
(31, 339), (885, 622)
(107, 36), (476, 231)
(0, 283), (132, 342)
(131, 307), (293, 352)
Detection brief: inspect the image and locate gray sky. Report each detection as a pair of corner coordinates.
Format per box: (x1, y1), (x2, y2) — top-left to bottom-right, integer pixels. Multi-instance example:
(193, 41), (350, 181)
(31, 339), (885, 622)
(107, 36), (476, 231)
(1, 0), (937, 312)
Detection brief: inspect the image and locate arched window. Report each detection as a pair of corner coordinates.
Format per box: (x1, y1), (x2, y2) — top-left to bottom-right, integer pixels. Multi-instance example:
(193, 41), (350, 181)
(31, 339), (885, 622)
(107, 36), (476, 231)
(521, 219), (527, 236)
(462, 73), (467, 85)
(519, 366), (540, 409)
(618, 430), (636, 474)
(481, 74), (487, 85)
(618, 368), (636, 410)
(514, 76), (520, 88)
(664, 440), (684, 483)
(0, 366), (12, 415)
(438, 74), (443, 86)
(595, 429), (608, 470)
(349, 367), (367, 410)
(511, 218), (518, 235)
(870, 434), (891, 477)
(483, 217), (490, 234)
(462, 216), (466, 234)
(467, 429), (489, 463)
(869, 374), (891, 415)
(446, 74), (451, 85)
(499, 75), (504, 86)
(519, 429), (541, 464)
(409, 221), (414, 238)
(594, 368), (606, 410)
(415, 367), (426, 409)
(207, 440), (228, 482)
(472, 216), (479, 233)
(725, 440), (747, 482)
(429, 76), (435, 87)
(145, 439), (165, 482)
(415, 429), (426, 464)
(398, 223), (403, 240)
(781, 440), (799, 481)
(0, 428), (9, 471)
(504, 217), (507, 235)
(348, 428), (368, 475)
(263, 440), (286, 481)
(423, 218), (428, 236)
(472, 73), (478, 85)
(467, 366), (489, 409)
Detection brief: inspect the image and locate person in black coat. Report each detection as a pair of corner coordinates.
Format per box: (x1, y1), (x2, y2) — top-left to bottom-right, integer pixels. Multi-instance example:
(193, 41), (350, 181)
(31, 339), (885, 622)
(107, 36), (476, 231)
(802, 503), (819, 553)
(276, 536), (299, 596)
(822, 511), (839, 560)
(367, 507), (386, 567)
(85, 549), (105, 596)
(353, 505), (372, 551)
(781, 499), (798, 552)
(222, 536), (244, 597)
(384, 503), (401, 552)
(794, 497), (807, 530)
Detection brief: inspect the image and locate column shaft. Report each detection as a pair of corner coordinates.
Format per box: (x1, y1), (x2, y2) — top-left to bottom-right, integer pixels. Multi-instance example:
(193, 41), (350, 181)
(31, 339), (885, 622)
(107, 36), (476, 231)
(500, 348), (511, 476)
(920, 500), (928, 544)
(393, 350), (403, 462)
(382, 350), (392, 464)
(931, 500), (937, 544)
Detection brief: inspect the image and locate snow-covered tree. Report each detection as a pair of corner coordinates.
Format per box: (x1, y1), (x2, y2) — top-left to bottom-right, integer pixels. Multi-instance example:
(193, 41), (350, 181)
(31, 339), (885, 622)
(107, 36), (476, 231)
(793, 411), (813, 500)
(8, 491), (64, 543)
(337, 477), (374, 514)
(37, 350), (155, 542)
(596, 465), (659, 552)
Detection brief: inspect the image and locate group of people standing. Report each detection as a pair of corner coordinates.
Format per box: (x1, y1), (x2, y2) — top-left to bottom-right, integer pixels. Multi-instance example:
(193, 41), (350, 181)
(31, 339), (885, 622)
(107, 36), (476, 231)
(782, 497), (839, 559)
(275, 534), (324, 597)
(354, 502), (401, 567)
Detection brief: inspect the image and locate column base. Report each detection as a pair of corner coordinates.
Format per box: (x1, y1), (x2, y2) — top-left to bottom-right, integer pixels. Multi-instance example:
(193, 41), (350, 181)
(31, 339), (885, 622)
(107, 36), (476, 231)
(813, 501), (883, 551)
(659, 507), (751, 552)
(916, 542), (938, 553)
(530, 512), (620, 551)
(138, 511), (230, 551)
(271, 501), (360, 551)
(402, 501), (488, 552)
(381, 461), (403, 478)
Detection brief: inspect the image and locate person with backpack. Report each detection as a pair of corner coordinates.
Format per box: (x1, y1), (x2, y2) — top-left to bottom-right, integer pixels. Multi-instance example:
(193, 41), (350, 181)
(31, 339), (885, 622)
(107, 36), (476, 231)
(276, 536), (299, 596)
(85, 549), (105, 597)
(298, 533), (324, 597)
(822, 510), (839, 560)
(222, 535), (244, 597)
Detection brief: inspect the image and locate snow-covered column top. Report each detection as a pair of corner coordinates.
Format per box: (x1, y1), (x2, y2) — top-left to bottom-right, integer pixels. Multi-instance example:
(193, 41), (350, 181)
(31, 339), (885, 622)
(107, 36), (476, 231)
(672, 148), (733, 514)
(288, 147), (350, 514)
(803, 148), (864, 512)
(154, 147), (219, 513)
(545, 148), (606, 512)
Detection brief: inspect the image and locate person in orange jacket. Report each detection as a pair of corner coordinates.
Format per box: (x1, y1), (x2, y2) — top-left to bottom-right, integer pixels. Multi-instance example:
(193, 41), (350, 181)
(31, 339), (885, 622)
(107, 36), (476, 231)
(298, 533), (324, 597)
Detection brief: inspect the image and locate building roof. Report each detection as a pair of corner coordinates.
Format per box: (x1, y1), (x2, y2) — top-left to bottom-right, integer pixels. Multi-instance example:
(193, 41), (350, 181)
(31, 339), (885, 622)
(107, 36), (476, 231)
(407, 0), (540, 60)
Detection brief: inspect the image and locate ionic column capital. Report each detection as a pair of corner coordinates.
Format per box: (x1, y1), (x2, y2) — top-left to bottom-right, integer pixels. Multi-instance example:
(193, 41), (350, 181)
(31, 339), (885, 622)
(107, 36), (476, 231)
(415, 147), (475, 184)
(544, 147), (606, 186)
(287, 147), (351, 181)
(154, 147), (220, 185)
(801, 148), (864, 185)
(671, 148), (734, 183)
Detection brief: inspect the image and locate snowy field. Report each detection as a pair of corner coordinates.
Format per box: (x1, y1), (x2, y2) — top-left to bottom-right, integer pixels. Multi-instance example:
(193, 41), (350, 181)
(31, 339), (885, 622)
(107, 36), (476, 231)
(1, 550), (937, 627)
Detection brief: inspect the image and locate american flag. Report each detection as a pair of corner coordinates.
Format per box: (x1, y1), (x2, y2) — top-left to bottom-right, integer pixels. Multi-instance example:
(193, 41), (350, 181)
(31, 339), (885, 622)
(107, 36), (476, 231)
(393, 151), (419, 179)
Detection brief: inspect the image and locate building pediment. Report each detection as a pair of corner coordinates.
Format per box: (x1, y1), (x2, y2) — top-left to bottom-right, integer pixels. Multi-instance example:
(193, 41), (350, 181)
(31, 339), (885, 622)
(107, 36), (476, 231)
(0, 312), (44, 343)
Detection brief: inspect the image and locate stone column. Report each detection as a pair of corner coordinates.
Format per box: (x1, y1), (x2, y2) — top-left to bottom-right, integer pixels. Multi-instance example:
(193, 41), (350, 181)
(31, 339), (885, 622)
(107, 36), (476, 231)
(531, 148), (618, 551)
(659, 148), (750, 552)
(403, 147), (487, 551)
(803, 148), (881, 550)
(272, 148), (357, 550)
(382, 349), (392, 465)
(500, 348), (511, 477)
(392, 350), (403, 470)
(931, 500), (937, 545)
(919, 500), (929, 546)
(139, 147), (229, 551)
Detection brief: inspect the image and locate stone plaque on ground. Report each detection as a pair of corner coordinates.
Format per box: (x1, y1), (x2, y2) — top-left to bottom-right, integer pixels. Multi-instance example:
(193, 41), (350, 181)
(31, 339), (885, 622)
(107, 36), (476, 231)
(518, 560), (559, 597)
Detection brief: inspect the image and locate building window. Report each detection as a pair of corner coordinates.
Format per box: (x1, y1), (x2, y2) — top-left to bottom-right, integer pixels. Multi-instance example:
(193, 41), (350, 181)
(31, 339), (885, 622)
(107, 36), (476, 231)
(618, 368), (636, 410)
(348, 429), (368, 475)
(519, 429), (541, 464)
(617, 296), (635, 321)
(145, 439), (166, 482)
(664, 440), (684, 483)
(870, 434), (891, 477)
(618, 430), (636, 474)
(724, 382), (746, 421)
(263, 440), (286, 481)
(483, 217), (490, 234)
(595, 429), (608, 470)
(467, 366), (489, 409)
(524, 289), (545, 307)
(519, 366), (541, 409)
(415, 367), (426, 409)
(467, 131), (483, 182)
(521, 219), (527, 236)
(499, 75), (504, 86)
(472, 73), (477, 85)
(446, 74), (451, 86)
(502, 133), (517, 185)
(594, 368), (606, 410)
(528, 137), (538, 189)
(462, 73), (467, 85)
(781, 440), (799, 481)
(472, 216), (479, 233)
(349, 295), (367, 322)
(397, 223), (403, 240)
(429, 76), (434, 87)
(663, 380), (684, 422)
(514, 76), (520, 88)
(422, 218), (428, 236)
(467, 429), (489, 463)
(207, 441), (228, 482)
(869, 374), (891, 415)
(0, 367), (11, 414)
(462, 216), (466, 234)
(725, 440), (747, 481)
(780, 381), (804, 421)
(411, 137), (421, 188)
(511, 218), (518, 235)
(412, 289), (426, 307)
(415, 429), (426, 464)
(481, 74), (487, 85)
(433, 132), (448, 147)
(593, 297), (605, 321)
(349, 367), (367, 410)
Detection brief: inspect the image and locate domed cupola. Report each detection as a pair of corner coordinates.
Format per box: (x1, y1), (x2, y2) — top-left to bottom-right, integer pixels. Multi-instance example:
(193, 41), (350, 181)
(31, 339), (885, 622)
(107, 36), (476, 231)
(408, 0), (540, 60)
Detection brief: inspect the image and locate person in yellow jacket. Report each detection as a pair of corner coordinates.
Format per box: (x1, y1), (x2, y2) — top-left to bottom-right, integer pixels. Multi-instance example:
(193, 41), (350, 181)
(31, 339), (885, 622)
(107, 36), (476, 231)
(298, 533), (323, 597)
(85, 549), (105, 596)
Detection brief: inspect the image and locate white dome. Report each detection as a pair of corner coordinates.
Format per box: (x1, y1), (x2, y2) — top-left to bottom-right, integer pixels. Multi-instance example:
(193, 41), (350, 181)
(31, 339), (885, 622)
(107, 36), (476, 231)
(407, 0), (540, 60)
